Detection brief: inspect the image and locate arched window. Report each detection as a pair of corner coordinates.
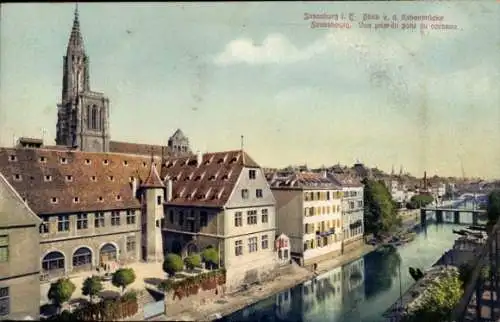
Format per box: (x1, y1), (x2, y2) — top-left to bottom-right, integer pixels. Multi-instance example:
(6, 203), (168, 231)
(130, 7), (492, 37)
(73, 247), (92, 267)
(91, 106), (98, 129)
(100, 243), (117, 263)
(42, 251), (65, 272)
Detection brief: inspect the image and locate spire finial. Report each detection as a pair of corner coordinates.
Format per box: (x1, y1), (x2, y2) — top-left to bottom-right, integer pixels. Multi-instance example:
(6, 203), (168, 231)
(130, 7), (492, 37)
(240, 135), (244, 151)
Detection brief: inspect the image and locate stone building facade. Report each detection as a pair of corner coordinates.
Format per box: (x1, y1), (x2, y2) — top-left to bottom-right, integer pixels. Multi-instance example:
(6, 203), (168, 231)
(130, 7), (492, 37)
(161, 150), (279, 291)
(0, 172), (41, 320)
(268, 171), (344, 266)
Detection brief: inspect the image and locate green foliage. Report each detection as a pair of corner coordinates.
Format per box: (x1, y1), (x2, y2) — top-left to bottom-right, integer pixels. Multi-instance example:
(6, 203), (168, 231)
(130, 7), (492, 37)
(48, 278), (76, 310)
(111, 268), (136, 293)
(487, 190), (500, 224)
(403, 270), (463, 322)
(163, 253), (184, 277)
(406, 194), (434, 209)
(46, 293), (139, 321)
(201, 247), (219, 269)
(362, 179), (401, 235)
(158, 269), (226, 300)
(409, 267), (425, 282)
(184, 253), (202, 270)
(82, 275), (103, 302)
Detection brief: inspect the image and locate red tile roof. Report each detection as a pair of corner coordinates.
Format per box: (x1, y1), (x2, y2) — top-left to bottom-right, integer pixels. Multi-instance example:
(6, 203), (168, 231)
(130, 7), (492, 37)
(161, 150), (260, 208)
(141, 162), (165, 189)
(109, 140), (189, 157)
(269, 171), (340, 189)
(0, 147), (159, 214)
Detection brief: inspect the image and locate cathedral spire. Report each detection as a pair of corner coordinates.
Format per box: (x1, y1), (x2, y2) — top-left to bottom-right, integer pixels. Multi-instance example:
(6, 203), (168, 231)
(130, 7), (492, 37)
(68, 3), (84, 53)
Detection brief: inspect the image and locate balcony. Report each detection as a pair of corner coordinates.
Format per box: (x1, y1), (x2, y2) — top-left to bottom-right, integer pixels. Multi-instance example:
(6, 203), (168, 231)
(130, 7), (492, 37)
(349, 220), (362, 230)
(315, 228), (335, 238)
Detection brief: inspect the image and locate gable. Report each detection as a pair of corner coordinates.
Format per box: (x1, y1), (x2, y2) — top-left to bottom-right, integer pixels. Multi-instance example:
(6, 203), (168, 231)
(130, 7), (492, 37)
(0, 172), (41, 227)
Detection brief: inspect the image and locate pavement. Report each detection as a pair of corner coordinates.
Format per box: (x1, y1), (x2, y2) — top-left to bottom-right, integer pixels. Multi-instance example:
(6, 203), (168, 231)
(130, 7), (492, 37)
(40, 261), (167, 306)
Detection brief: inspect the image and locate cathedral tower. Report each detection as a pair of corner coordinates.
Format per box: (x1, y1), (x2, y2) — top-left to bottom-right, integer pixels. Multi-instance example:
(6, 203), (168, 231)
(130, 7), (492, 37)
(55, 5), (110, 152)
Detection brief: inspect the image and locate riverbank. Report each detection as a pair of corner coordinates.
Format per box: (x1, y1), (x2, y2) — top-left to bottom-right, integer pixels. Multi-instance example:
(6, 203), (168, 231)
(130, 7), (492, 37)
(161, 244), (377, 321)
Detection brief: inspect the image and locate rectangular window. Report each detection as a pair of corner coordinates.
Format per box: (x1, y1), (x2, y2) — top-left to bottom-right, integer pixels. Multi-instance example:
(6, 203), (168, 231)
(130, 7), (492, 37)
(169, 210), (174, 224)
(126, 236), (136, 252)
(261, 209), (269, 223)
(241, 189), (249, 199)
(157, 195), (162, 205)
(57, 215), (70, 232)
(249, 169), (256, 179)
(248, 237), (258, 253)
(179, 211), (184, 226)
(126, 210), (136, 225)
(76, 213), (88, 230)
(200, 211), (208, 227)
(234, 212), (243, 227)
(327, 191), (330, 200)
(247, 210), (257, 225)
(261, 235), (269, 249)
(256, 189), (263, 198)
(0, 236), (8, 263)
(235, 240), (243, 256)
(0, 287), (9, 316)
(39, 216), (49, 234)
(95, 212), (105, 228)
(111, 212), (121, 226)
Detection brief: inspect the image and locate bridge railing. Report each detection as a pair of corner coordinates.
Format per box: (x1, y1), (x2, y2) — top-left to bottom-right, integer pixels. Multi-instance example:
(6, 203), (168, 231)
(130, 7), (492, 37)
(450, 221), (500, 322)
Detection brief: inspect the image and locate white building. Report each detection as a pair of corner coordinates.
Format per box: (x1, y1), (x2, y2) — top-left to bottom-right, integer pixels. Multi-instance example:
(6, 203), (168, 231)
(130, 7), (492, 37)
(162, 150), (279, 292)
(328, 173), (364, 249)
(269, 172), (343, 266)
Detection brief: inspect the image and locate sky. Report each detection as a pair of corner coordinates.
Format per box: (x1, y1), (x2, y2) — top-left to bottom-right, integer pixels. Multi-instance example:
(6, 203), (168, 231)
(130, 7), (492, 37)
(0, 2), (499, 179)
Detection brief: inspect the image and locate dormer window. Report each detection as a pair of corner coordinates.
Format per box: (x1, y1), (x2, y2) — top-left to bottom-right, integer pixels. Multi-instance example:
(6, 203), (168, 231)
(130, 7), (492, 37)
(217, 158), (224, 164)
(60, 157), (68, 164)
(109, 176), (114, 181)
(142, 162), (147, 167)
(44, 175), (53, 182)
(91, 176), (97, 182)
(98, 196), (103, 202)
(39, 156), (47, 163)
(166, 162), (173, 168)
(65, 175), (73, 182)
(209, 175), (216, 181)
(22, 197), (27, 203)
(123, 160), (128, 166)
(230, 157), (237, 164)
(50, 197), (58, 204)
(85, 159), (91, 165)
(129, 176), (134, 182)
(194, 175), (202, 181)
(103, 159), (109, 165)
(13, 174), (22, 181)
(73, 197), (80, 203)
(116, 195), (122, 201)
(9, 155), (17, 162)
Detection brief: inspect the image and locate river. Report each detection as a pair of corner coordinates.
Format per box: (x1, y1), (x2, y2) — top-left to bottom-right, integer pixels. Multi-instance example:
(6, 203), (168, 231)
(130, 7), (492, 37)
(221, 223), (462, 322)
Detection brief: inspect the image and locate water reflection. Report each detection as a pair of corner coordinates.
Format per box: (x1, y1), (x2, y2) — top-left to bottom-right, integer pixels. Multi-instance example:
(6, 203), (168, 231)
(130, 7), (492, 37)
(223, 257), (367, 322)
(222, 224), (460, 322)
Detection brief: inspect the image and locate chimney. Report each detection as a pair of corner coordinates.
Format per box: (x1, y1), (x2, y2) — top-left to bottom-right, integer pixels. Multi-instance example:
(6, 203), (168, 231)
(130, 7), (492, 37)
(322, 169), (327, 178)
(165, 179), (173, 202)
(196, 151), (203, 167)
(131, 177), (138, 198)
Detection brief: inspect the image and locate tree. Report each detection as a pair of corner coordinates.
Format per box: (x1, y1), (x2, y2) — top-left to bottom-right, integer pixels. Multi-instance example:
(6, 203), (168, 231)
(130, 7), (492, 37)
(362, 179), (401, 236)
(403, 270), (463, 322)
(111, 268), (136, 293)
(47, 278), (76, 313)
(407, 194), (434, 209)
(184, 253), (202, 270)
(163, 253), (184, 277)
(82, 275), (103, 302)
(201, 247), (219, 270)
(487, 190), (500, 224)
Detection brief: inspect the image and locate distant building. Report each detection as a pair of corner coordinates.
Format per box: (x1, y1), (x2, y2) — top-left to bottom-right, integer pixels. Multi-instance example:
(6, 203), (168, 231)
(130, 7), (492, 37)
(0, 172), (41, 320)
(269, 171), (343, 266)
(161, 150), (279, 291)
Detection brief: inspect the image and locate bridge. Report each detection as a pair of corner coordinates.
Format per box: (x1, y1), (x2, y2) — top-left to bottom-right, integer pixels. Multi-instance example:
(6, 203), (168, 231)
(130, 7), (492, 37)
(421, 207), (487, 226)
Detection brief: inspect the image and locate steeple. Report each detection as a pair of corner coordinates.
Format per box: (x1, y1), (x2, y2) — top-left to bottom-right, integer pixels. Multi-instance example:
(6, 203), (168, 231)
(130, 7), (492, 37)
(67, 4), (84, 53)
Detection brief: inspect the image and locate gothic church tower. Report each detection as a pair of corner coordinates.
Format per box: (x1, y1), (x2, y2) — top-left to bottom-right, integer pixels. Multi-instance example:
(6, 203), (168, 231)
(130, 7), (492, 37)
(55, 5), (110, 152)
